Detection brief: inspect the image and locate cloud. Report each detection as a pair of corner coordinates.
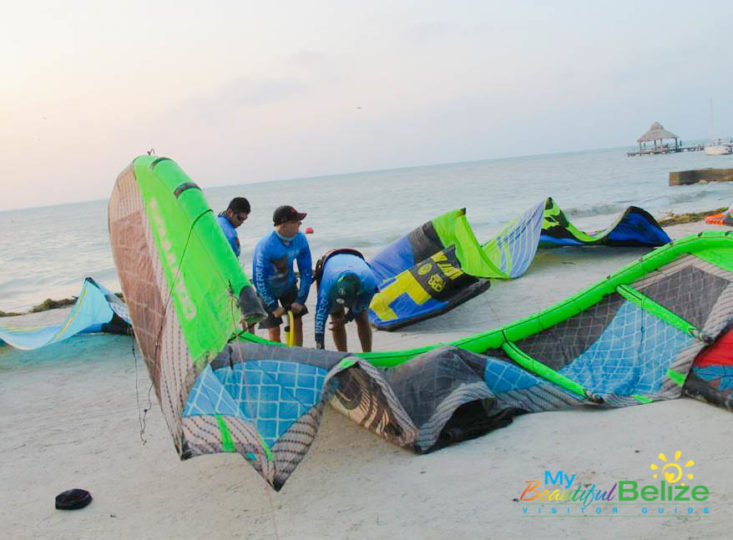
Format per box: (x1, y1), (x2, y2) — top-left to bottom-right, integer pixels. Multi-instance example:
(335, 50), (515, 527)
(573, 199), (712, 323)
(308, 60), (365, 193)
(200, 76), (309, 108)
(410, 20), (490, 43)
(287, 50), (329, 66)
(156, 75), (310, 131)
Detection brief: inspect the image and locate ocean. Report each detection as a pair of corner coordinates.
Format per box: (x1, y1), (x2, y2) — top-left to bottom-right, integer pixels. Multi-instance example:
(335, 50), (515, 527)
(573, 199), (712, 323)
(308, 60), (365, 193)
(1, 147), (731, 312)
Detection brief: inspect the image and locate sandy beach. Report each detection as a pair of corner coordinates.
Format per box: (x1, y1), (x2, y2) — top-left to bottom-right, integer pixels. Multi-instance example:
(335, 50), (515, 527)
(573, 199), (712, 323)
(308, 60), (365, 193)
(1, 219), (731, 540)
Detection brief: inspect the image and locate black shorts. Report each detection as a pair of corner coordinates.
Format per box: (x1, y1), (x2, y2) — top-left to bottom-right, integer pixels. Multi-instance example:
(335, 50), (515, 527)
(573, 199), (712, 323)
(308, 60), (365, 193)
(258, 287), (309, 329)
(329, 302), (365, 323)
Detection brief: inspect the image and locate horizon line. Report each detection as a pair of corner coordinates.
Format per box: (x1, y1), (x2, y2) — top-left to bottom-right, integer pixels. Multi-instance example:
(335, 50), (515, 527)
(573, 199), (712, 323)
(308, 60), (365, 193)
(0, 141), (710, 213)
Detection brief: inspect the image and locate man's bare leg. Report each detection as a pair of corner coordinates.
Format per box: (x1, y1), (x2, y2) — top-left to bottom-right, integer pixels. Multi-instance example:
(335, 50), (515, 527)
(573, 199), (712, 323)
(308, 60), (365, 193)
(268, 326), (281, 343)
(355, 310), (372, 352)
(294, 316), (303, 347)
(330, 310), (348, 351)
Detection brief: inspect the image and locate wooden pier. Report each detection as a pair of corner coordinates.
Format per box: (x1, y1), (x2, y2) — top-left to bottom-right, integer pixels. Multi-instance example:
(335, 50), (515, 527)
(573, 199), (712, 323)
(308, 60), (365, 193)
(627, 144), (704, 157)
(626, 121), (704, 156)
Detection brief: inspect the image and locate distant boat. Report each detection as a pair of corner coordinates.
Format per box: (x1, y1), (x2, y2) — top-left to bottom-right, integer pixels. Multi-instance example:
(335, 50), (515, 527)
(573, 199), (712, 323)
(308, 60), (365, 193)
(705, 98), (731, 155)
(704, 141), (732, 155)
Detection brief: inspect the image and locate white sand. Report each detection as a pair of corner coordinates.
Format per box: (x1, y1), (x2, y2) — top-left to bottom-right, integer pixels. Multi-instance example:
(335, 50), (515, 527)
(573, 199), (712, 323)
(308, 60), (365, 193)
(1, 221), (731, 540)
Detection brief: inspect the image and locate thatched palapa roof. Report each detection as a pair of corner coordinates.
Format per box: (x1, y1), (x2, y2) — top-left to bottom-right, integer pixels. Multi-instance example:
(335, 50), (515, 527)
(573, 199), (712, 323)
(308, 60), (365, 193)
(637, 122), (678, 142)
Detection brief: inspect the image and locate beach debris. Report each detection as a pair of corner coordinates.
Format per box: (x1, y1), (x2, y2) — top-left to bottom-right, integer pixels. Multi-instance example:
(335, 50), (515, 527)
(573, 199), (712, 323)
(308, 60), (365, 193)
(658, 207), (727, 227)
(30, 297), (77, 313)
(55, 489), (92, 511)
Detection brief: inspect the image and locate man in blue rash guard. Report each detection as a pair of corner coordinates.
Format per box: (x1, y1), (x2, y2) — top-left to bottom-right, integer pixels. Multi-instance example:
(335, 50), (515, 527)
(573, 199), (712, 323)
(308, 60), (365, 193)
(217, 197), (250, 257)
(314, 251), (378, 352)
(252, 205), (313, 346)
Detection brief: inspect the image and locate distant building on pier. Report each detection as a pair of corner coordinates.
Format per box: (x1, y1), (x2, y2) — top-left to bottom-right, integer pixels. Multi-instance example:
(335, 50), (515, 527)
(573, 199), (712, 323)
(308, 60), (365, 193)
(626, 122), (703, 156)
(637, 121), (679, 152)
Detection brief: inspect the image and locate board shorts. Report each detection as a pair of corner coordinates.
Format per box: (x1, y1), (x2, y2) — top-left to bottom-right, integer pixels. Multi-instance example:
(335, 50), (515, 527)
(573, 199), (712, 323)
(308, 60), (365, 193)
(258, 286), (309, 329)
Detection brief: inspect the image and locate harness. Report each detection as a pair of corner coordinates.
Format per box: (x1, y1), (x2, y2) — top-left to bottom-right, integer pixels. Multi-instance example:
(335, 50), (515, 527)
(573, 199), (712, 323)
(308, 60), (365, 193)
(313, 248), (366, 288)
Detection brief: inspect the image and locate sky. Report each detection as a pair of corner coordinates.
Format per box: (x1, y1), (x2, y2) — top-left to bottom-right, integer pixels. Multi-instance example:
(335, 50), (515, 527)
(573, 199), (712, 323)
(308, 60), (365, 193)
(1, 0), (731, 211)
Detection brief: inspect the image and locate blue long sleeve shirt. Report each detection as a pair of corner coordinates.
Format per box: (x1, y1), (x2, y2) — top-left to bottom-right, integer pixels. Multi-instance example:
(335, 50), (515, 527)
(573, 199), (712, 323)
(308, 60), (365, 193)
(252, 231), (313, 310)
(314, 253), (377, 345)
(217, 214), (241, 257)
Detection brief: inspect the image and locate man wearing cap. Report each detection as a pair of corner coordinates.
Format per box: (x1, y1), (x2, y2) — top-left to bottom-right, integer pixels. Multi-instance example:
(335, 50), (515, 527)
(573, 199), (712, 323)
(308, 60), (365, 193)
(313, 250), (378, 352)
(217, 197), (251, 257)
(252, 205), (313, 345)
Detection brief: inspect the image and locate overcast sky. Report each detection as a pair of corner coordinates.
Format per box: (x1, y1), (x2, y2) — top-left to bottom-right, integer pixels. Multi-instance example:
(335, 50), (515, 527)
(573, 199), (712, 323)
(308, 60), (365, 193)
(1, 1), (731, 211)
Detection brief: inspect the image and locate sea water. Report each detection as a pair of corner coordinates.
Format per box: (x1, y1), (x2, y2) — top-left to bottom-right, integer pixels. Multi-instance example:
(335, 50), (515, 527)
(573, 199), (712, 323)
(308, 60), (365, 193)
(0, 147), (731, 312)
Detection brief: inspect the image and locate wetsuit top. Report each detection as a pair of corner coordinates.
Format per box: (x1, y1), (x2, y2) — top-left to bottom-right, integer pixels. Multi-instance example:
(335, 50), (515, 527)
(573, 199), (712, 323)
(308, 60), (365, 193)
(217, 214), (241, 257)
(252, 231), (313, 310)
(314, 253), (378, 347)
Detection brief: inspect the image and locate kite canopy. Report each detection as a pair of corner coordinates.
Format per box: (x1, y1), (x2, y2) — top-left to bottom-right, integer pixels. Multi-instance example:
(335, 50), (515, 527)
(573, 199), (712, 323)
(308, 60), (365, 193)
(684, 327), (733, 409)
(108, 156), (732, 491)
(368, 198), (670, 330)
(0, 277), (130, 350)
(108, 155), (267, 459)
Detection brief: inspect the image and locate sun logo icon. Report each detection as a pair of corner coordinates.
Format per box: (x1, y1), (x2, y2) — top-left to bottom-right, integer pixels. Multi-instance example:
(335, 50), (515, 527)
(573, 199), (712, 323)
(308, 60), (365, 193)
(650, 451), (695, 485)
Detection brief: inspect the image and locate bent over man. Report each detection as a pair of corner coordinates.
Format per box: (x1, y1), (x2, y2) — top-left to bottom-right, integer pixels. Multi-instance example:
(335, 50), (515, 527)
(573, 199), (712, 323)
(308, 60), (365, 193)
(314, 250), (377, 352)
